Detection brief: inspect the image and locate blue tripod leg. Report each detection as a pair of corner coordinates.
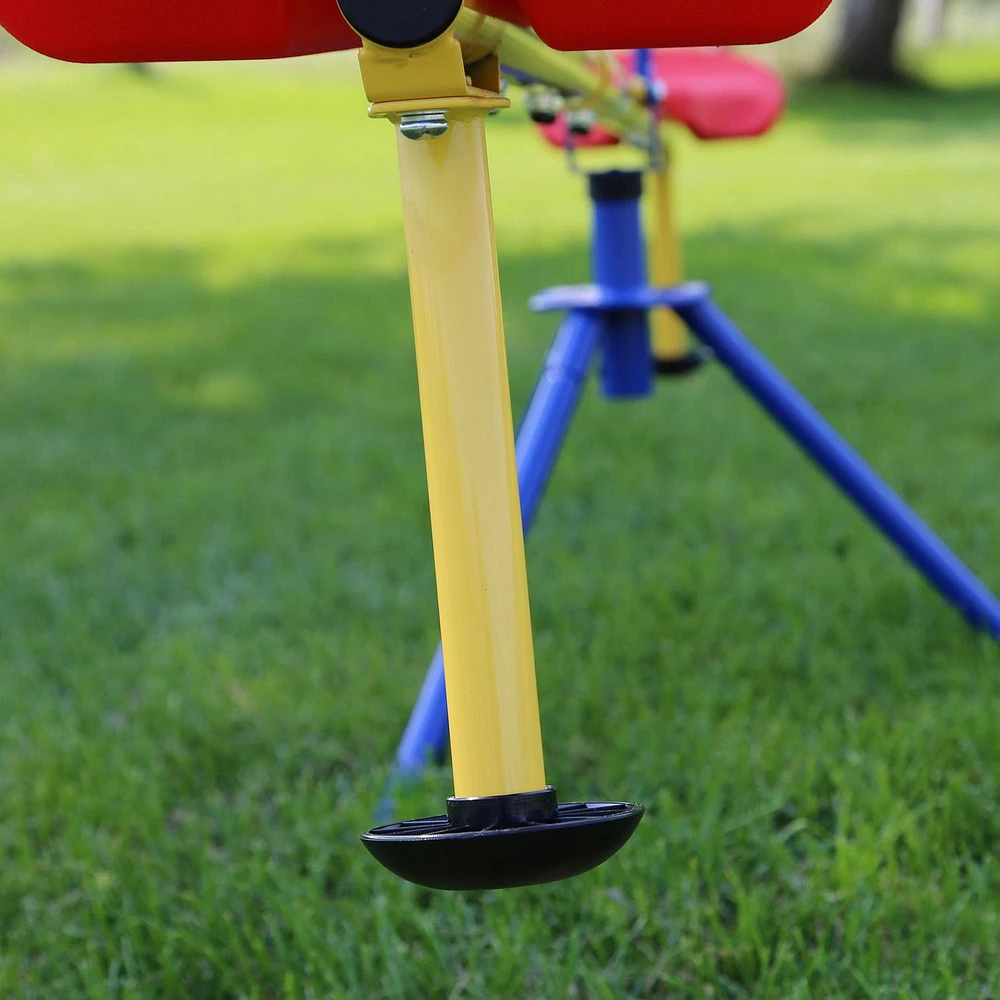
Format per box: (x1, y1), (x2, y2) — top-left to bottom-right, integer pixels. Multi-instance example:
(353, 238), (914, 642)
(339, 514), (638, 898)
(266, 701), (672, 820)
(671, 286), (1000, 638)
(392, 311), (603, 779)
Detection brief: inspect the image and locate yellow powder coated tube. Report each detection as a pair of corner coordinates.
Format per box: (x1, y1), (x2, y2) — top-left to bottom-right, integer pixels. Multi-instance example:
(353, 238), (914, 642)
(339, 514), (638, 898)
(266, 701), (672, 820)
(395, 110), (547, 799)
(648, 162), (690, 361)
(454, 8), (653, 148)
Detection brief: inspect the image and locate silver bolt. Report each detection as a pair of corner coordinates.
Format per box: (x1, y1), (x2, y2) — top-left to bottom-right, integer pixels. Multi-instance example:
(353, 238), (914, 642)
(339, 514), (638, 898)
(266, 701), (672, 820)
(525, 85), (563, 124)
(566, 107), (596, 137)
(399, 111), (450, 141)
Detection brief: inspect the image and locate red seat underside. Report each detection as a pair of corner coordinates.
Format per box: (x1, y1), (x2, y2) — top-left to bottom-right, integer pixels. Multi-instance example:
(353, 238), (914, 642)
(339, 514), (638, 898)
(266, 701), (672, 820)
(539, 48), (785, 148)
(0, 0), (832, 64)
(513, 0), (832, 50)
(0, 0), (358, 63)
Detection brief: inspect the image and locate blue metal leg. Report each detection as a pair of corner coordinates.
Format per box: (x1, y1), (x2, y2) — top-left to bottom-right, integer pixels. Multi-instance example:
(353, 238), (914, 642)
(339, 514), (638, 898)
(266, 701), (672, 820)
(393, 645), (450, 778)
(589, 171), (653, 400)
(676, 293), (1000, 638)
(392, 311), (603, 779)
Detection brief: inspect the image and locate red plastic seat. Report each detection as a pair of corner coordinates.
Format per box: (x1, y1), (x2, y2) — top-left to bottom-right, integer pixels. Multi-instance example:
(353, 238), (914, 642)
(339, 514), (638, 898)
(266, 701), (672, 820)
(0, 0), (833, 64)
(0, 0), (358, 62)
(486, 0), (832, 49)
(539, 49), (785, 148)
(652, 49), (785, 140)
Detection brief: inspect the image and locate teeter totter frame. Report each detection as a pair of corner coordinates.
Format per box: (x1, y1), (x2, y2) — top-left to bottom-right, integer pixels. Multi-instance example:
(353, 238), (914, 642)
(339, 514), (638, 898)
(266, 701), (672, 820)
(4, 0), (999, 891)
(390, 38), (1000, 800)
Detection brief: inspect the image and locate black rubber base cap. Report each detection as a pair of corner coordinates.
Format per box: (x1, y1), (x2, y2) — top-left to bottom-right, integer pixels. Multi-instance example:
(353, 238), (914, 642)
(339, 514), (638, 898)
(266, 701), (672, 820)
(655, 351), (707, 378)
(362, 801), (644, 891)
(588, 170), (643, 203)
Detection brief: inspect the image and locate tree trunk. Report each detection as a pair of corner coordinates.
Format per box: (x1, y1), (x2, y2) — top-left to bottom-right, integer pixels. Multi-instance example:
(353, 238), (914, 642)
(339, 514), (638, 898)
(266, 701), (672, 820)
(829, 0), (909, 84)
(919, 0), (945, 42)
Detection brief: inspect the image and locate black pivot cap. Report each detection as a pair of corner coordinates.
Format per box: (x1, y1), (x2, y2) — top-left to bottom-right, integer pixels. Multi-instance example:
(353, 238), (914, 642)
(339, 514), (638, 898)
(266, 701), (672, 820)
(656, 351), (708, 378)
(588, 170), (644, 203)
(337, 0), (464, 49)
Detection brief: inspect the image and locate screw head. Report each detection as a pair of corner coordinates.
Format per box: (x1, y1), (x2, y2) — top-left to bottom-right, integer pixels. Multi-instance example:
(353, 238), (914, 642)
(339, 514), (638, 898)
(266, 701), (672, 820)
(399, 111), (450, 141)
(525, 86), (563, 125)
(566, 108), (596, 137)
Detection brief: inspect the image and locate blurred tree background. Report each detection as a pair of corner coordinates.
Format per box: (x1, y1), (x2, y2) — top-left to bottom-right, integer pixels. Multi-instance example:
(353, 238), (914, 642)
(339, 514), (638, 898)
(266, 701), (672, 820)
(797, 0), (1000, 82)
(827, 0), (977, 82)
(829, 0), (914, 82)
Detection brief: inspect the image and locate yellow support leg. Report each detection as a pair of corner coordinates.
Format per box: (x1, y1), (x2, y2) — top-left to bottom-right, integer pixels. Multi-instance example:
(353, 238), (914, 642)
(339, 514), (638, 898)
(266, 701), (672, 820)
(396, 109), (547, 800)
(648, 158), (690, 363)
(351, 19), (642, 891)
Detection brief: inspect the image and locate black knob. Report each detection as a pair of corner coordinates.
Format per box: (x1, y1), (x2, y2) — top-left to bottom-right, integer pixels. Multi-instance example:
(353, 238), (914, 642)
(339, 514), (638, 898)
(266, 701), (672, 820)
(337, 0), (463, 49)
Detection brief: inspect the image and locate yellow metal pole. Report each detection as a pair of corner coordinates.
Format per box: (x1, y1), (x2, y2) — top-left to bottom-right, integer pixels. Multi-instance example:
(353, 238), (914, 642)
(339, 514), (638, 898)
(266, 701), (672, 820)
(454, 9), (653, 148)
(395, 109), (547, 800)
(350, 15), (644, 893)
(648, 158), (691, 362)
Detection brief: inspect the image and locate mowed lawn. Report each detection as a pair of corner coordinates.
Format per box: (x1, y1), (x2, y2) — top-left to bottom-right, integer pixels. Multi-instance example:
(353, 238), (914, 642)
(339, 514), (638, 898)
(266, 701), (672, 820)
(1, 42), (999, 999)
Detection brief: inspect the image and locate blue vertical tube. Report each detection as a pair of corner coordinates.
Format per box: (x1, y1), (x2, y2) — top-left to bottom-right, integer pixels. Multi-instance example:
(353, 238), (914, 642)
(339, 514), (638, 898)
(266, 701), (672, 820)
(678, 296), (1000, 637)
(392, 312), (602, 778)
(589, 171), (653, 400)
(635, 49), (653, 90)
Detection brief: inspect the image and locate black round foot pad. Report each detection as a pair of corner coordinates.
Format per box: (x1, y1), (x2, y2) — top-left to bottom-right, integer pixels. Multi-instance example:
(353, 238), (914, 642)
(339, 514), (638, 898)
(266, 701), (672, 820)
(655, 350), (707, 378)
(362, 801), (644, 891)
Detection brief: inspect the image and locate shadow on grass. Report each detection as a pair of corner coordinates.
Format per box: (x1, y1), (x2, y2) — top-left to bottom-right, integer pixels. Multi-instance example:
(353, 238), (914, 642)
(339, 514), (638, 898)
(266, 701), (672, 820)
(1, 213), (996, 444)
(1, 212), (996, 672)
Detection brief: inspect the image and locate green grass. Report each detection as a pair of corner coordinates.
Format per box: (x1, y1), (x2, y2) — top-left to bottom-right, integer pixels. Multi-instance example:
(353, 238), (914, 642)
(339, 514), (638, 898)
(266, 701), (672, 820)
(1, 42), (999, 998)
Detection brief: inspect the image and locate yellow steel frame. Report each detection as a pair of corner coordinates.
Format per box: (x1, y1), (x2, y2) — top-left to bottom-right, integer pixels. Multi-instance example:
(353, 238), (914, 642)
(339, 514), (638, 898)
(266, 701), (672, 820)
(647, 158), (692, 362)
(357, 23), (546, 799)
(455, 8), (691, 364)
(352, 10), (692, 797)
(453, 9), (652, 148)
